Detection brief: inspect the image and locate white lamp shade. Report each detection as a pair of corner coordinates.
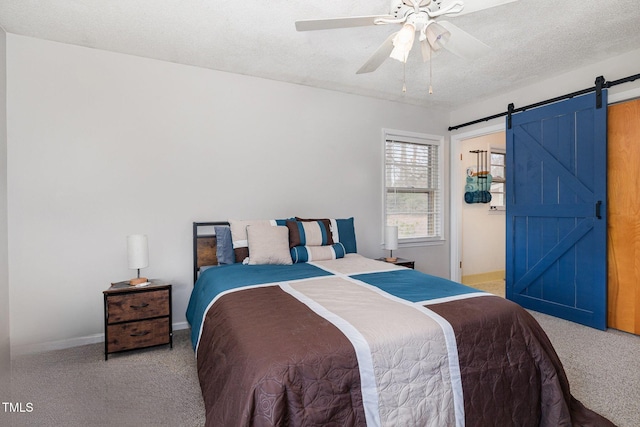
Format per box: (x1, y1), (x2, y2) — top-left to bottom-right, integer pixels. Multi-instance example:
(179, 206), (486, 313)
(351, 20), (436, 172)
(384, 226), (399, 251)
(425, 21), (450, 51)
(390, 23), (416, 63)
(127, 234), (149, 270)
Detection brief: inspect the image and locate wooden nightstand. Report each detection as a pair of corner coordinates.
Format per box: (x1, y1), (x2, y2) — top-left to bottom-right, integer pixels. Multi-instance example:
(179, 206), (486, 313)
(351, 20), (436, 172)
(376, 257), (415, 269)
(103, 281), (172, 360)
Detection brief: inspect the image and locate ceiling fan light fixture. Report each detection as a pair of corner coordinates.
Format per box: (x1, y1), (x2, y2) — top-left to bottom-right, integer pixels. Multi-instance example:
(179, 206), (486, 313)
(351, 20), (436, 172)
(425, 21), (450, 50)
(390, 23), (416, 63)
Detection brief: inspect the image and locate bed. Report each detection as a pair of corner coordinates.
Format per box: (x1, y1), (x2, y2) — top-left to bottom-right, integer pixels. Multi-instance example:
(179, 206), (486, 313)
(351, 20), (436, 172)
(186, 219), (613, 427)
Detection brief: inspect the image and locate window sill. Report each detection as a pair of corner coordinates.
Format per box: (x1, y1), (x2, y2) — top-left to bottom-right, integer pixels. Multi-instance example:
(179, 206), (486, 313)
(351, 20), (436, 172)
(380, 238), (445, 250)
(399, 239), (445, 248)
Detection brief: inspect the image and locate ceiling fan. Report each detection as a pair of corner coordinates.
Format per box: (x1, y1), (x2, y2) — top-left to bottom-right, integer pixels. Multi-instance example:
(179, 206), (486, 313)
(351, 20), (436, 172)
(296, 0), (517, 90)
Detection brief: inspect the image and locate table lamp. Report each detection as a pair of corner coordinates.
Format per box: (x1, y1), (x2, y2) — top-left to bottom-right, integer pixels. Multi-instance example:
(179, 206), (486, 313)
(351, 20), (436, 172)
(127, 234), (149, 285)
(384, 225), (398, 262)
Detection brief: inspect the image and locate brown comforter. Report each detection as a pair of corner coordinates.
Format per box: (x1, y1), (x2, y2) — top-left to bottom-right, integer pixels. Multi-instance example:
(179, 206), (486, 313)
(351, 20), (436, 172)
(192, 256), (614, 427)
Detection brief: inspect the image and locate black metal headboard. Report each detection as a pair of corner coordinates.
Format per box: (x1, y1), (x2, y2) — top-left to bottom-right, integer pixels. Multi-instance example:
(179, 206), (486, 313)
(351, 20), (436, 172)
(192, 221), (230, 284)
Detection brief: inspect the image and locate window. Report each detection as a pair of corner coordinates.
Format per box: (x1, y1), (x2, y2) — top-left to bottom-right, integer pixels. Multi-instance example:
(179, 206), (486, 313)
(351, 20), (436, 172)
(384, 130), (443, 243)
(490, 148), (506, 209)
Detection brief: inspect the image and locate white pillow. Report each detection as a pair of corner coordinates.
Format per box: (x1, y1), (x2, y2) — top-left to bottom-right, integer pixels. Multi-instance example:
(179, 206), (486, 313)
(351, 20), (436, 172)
(228, 218), (280, 263)
(246, 225), (292, 265)
(229, 219), (277, 249)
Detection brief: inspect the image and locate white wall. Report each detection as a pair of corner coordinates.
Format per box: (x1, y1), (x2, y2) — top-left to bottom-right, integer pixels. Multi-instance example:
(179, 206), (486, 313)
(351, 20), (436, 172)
(0, 28), (11, 394)
(6, 34), (450, 353)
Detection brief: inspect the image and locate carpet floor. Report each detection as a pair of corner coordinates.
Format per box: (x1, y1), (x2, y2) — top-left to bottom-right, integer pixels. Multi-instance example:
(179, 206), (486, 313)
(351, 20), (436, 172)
(6, 291), (640, 426)
(7, 329), (205, 427)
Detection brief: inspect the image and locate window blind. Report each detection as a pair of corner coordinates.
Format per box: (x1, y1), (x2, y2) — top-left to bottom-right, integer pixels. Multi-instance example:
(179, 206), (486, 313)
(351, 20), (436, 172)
(385, 138), (441, 240)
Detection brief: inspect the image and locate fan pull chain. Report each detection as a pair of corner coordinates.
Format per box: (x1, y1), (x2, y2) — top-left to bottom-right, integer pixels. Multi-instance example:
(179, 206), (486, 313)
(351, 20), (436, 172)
(428, 46), (433, 95)
(402, 62), (407, 93)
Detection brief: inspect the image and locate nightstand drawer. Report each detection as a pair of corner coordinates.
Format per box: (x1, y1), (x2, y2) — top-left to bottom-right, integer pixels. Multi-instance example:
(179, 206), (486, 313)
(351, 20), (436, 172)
(106, 289), (170, 323)
(106, 318), (170, 352)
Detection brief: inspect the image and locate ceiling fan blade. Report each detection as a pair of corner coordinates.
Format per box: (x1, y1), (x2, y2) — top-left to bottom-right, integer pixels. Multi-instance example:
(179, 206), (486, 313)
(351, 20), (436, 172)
(295, 15), (394, 31)
(437, 21), (490, 59)
(439, 0), (518, 17)
(356, 32), (398, 74)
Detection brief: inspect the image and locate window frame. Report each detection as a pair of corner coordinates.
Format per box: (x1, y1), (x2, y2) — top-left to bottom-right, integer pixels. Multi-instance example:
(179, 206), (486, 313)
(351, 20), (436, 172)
(489, 147), (506, 211)
(382, 129), (445, 247)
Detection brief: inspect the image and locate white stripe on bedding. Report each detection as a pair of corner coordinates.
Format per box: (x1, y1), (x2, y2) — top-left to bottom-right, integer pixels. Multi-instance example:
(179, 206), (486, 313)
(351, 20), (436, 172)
(279, 282), (382, 427)
(412, 305), (464, 427)
(309, 256), (465, 427)
(310, 255), (404, 277)
(288, 276), (459, 426)
(344, 276), (464, 427)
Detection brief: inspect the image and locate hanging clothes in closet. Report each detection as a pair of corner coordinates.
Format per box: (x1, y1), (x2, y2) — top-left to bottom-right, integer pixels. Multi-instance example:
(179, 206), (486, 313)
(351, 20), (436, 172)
(465, 150), (492, 204)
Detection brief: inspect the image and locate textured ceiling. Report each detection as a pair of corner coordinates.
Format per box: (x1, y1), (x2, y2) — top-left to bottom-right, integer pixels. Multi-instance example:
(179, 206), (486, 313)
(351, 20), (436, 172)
(1, 0), (639, 110)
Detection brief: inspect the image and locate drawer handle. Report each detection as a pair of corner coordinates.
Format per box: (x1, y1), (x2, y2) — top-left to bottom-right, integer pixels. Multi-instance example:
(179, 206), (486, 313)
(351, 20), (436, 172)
(130, 303), (149, 309)
(130, 331), (150, 337)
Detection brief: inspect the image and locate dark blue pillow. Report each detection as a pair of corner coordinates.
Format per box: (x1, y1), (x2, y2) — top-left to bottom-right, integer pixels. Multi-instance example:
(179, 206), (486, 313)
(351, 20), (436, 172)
(214, 226), (235, 264)
(335, 217), (357, 253)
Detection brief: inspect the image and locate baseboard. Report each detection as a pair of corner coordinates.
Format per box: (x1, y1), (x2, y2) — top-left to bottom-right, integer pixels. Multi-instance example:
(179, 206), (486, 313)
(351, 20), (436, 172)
(461, 270), (505, 285)
(11, 334), (104, 357)
(173, 321), (189, 331)
(11, 321), (191, 356)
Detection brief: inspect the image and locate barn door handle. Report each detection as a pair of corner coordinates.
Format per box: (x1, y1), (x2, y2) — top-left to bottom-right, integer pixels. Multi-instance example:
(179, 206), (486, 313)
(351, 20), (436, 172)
(595, 201), (602, 219)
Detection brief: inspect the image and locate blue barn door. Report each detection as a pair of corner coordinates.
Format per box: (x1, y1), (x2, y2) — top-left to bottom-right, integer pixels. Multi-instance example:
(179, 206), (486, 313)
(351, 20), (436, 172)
(506, 91), (608, 330)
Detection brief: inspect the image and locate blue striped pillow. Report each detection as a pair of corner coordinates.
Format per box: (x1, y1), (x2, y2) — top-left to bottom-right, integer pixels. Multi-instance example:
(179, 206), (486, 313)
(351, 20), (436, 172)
(290, 243), (346, 263)
(295, 217), (357, 254)
(286, 220), (333, 248)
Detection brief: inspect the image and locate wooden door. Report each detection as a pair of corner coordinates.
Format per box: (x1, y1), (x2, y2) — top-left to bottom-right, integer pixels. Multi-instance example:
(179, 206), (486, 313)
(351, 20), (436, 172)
(506, 91), (608, 330)
(608, 98), (640, 334)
